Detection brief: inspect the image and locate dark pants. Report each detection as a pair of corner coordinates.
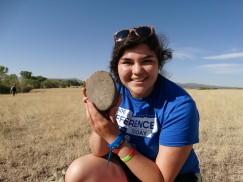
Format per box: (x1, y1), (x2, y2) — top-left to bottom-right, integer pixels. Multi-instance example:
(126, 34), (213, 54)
(174, 173), (199, 182)
(115, 155), (200, 182)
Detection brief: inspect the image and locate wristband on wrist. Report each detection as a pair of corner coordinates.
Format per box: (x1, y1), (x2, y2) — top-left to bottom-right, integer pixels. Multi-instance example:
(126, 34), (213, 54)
(106, 133), (125, 166)
(108, 133), (125, 150)
(121, 148), (136, 162)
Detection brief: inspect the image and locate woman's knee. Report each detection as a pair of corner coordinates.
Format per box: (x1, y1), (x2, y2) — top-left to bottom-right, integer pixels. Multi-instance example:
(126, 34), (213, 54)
(65, 155), (92, 182)
(65, 154), (128, 182)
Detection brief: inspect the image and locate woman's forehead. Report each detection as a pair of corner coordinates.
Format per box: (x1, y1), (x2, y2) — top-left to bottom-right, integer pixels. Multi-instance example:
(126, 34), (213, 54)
(121, 44), (156, 59)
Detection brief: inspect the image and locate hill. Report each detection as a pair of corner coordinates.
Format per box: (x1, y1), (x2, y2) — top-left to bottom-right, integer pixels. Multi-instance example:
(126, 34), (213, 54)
(177, 83), (241, 89)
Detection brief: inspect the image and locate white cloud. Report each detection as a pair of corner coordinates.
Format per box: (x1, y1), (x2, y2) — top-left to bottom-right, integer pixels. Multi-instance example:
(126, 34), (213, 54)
(200, 64), (243, 74)
(173, 47), (199, 59)
(173, 52), (194, 59)
(203, 52), (243, 60)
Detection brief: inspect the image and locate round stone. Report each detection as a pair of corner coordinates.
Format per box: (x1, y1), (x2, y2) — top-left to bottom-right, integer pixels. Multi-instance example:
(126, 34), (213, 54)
(85, 71), (118, 111)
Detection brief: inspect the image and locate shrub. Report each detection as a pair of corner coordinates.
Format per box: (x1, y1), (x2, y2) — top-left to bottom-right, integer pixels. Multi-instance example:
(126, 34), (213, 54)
(20, 85), (34, 93)
(0, 83), (10, 94)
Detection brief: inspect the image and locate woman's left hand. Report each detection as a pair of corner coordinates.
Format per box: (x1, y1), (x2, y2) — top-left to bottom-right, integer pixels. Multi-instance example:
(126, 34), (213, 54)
(84, 91), (122, 144)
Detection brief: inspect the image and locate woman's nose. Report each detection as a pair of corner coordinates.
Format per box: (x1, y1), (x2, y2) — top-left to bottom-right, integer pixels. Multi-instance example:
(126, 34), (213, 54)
(132, 63), (143, 74)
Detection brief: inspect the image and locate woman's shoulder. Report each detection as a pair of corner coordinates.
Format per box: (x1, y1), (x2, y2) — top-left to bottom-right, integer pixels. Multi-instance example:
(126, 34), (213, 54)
(157, 75), (196, 108)
(159, 75), (192, 98)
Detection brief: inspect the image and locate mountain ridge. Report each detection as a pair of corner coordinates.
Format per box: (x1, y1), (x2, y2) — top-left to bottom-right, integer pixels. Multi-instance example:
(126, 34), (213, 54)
(177, 82), (241, 89)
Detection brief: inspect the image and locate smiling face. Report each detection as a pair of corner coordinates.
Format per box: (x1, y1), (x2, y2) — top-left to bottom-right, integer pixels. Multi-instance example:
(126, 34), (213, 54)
(118, 43), (159, 98)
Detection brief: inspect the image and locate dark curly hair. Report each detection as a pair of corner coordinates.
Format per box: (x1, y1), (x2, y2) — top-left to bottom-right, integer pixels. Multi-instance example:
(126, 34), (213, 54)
(109, 29), (173, 81)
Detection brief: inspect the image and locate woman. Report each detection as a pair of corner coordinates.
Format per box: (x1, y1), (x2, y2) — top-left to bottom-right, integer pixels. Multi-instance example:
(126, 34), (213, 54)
(65, 26), (201, 182)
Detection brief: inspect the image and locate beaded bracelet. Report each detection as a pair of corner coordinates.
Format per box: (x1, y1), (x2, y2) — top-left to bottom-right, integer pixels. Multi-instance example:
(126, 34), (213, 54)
(121, 148), (136, 162)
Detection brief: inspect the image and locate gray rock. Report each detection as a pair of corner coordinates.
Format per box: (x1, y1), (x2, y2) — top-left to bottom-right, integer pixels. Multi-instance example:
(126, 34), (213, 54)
(86, 71), (118, 111)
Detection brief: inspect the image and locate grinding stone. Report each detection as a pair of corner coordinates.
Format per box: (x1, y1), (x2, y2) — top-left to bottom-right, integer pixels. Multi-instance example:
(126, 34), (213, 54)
(85, 71), (118, 111)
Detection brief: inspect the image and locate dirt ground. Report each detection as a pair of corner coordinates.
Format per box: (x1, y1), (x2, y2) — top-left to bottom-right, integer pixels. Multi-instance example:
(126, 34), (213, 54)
(1, 88), (243, 181)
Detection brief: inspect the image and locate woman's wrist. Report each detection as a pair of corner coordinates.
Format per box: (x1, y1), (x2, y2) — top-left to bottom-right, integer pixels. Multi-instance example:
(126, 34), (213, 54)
(106, 132), (125, 165)
(108, 133), (125, 149)
(104, 130), (122, 144)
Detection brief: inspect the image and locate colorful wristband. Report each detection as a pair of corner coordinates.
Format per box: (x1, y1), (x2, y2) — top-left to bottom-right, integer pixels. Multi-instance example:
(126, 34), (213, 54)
(108, 133), (125, 150)
(121, 148), (136, 162)
(107, 133), (125, 166)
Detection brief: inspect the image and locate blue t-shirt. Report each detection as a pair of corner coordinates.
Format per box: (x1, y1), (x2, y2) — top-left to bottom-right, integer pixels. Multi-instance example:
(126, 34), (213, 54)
(115, 74), (200, 174)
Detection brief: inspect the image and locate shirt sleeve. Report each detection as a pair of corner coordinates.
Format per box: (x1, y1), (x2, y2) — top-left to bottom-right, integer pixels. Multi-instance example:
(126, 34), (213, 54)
(159, 97), (199, 146)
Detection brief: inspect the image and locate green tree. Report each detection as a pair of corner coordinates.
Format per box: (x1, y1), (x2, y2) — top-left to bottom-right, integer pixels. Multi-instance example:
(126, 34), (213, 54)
(3, 74), (19, 86)
(59, 80), (69, 88)
(19, 79), (34, 92)
(0, 65), (9, 77)
(67, 79), (81, 87)
(41, 80), (59, 88)
(32, 75), (47, 82)
(20, 71), (32, 79)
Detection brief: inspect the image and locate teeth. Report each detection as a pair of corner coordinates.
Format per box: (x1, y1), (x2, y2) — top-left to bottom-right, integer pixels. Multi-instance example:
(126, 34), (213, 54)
(132, 78), (145, 82)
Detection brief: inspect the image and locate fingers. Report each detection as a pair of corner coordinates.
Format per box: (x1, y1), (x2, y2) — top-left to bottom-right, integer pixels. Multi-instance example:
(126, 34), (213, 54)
(82, 86), (87, 98)
(83, 88), (121, 136)
(82, 87), (86, 96)
(82, 82), (107, 134)
(84, 100), (94, 127)
(82, 87), (90, 107)
(82, 86), (94, 126)
(84, 95), (121, 143)
(87, 100), (104, 122)
(85, 100), (106, 135)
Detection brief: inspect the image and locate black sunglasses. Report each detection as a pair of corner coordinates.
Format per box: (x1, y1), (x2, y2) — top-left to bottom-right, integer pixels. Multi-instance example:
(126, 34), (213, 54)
(114, 26), (154, 43)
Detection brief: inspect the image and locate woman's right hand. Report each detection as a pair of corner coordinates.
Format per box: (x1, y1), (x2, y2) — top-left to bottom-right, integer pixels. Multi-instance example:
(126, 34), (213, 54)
(82, 87), (121, 144)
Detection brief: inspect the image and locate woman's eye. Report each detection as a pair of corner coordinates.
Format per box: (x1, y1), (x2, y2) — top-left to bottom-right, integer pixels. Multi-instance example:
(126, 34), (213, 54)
(123, 61), (133, 65)
(143, 60), (153, 64)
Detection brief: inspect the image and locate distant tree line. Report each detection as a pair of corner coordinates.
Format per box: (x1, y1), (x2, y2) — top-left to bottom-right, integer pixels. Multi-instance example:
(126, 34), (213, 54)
(0, 65), (84, 94)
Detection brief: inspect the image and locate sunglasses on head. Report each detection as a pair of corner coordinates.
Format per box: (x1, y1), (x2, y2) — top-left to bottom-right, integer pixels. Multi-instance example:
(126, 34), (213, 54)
(114, 26), (154, 43)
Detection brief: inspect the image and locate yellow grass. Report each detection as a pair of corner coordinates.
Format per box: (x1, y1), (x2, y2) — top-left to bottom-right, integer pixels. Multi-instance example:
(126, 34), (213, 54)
(0, 88), (243, 181)
(188, 89), (243, 182)
(0, 88), (91, 181)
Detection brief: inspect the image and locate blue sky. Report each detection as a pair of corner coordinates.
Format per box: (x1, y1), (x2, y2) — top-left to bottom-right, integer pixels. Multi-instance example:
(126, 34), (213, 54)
(1, 0), (243, 87)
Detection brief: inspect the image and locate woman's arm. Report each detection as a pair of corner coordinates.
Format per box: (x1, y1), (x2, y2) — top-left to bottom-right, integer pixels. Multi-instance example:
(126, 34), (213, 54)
(89, 131), (109, 156)
(156, 145), (193, 182)
(83, 87), (120, 156)
(116, 141), (192, 182)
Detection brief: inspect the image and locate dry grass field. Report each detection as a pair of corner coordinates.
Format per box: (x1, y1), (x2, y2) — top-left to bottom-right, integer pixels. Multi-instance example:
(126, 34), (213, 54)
(0, 87), (243, 181)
